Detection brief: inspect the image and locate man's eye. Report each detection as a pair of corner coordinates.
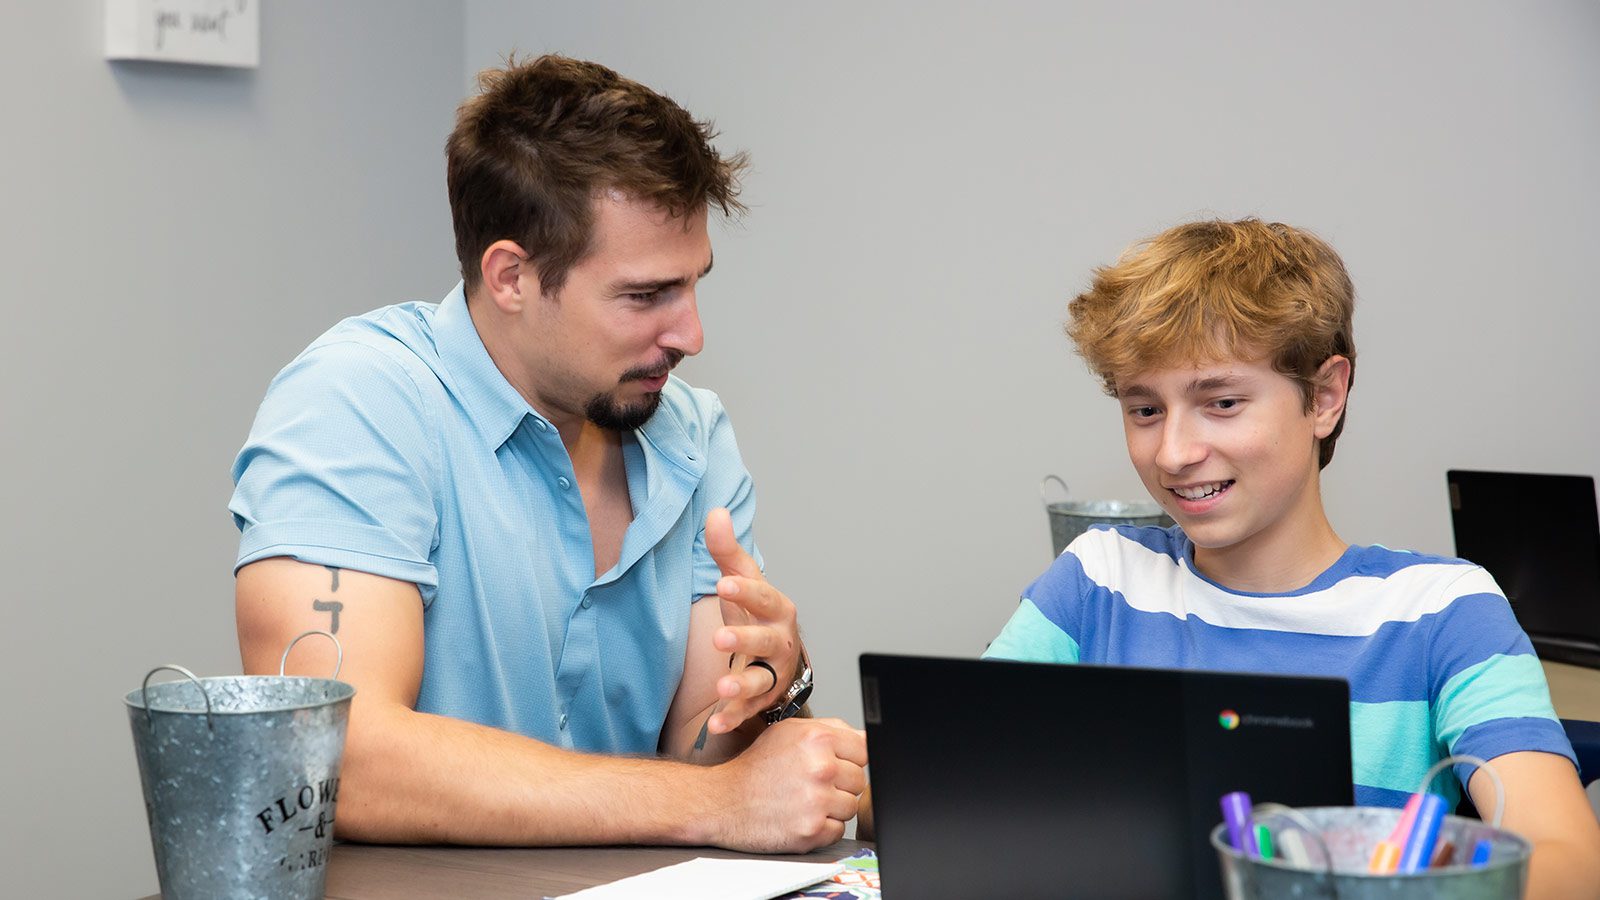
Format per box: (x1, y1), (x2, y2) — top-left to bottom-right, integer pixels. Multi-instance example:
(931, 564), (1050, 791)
(1213, 398), (1241, 411)
(625, 291), (661, 304)
(1129, 406), (1159, 419)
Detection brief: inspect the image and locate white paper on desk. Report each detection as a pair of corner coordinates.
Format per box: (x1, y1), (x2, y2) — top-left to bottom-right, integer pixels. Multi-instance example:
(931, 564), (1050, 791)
(546, 857), (844, 900)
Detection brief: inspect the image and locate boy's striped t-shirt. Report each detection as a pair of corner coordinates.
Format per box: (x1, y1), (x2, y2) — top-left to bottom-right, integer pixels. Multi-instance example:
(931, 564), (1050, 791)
(984, 525), (1576, 808)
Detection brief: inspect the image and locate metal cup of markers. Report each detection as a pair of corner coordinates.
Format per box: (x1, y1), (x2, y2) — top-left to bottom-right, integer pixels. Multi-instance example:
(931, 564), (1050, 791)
(1041, 475), (1174, 557)
(1211, 806), (1531, 899)
(125, 631), (355, 900)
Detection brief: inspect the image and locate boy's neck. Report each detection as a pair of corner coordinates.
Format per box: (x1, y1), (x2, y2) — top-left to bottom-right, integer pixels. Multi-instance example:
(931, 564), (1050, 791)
(1191, 504), (1348, 594)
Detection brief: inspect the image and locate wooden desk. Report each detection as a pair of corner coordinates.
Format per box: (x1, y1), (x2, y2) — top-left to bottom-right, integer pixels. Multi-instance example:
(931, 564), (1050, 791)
(1544, 659), (1600, 722)
(139, 839), (871, 899)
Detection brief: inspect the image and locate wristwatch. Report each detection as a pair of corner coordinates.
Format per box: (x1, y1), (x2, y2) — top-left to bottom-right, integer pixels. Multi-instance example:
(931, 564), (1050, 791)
(762, 648), (814, 724)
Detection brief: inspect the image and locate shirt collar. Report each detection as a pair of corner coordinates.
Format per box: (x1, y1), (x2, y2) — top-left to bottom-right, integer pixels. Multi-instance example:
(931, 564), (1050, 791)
(634, 380), (703, 480)
(433, 282), (545, 450)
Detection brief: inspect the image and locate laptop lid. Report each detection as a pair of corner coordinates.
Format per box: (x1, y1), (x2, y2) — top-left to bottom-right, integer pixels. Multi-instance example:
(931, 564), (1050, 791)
(860, 653), (1352, 900)
(1447, 469), (1600, 667)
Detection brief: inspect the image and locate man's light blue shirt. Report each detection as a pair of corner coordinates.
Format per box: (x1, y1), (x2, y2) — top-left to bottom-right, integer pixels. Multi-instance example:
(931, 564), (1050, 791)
(230, 283), (761, 755)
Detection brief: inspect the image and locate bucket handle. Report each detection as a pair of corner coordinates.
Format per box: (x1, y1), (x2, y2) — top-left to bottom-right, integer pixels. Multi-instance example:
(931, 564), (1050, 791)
(280, 629), (343, 679)
(141, 664), (213, 732)
(1040, 474), (1070, 508)
(1416, 754), (1505, 829)
(1251, 802), (1337, 879)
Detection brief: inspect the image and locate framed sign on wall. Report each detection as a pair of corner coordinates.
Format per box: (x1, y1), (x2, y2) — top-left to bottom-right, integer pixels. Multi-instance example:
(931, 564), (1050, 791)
(105, 0), (259, 69)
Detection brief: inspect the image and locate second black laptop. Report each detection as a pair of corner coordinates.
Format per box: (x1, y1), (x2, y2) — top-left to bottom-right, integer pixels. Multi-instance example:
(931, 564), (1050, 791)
(860, 653), (1353, 900)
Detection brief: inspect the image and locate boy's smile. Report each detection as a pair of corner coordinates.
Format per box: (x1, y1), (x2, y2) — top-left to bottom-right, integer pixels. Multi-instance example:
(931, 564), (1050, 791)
(1117, 354), (1350, 591)
(1168, 479), (1235, 511)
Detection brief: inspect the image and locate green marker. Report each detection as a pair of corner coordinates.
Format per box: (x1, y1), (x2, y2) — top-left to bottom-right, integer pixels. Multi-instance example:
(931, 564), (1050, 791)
(1253, 824), (1275, 860)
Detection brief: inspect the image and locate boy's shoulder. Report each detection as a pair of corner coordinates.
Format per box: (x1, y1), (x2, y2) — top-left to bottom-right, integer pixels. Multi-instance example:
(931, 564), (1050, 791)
(1333, 543), (1502, 604)
(1056, 523), (1189, 575)
(1338, 542), (1476, 577)
(1065, 528), (1502, 606)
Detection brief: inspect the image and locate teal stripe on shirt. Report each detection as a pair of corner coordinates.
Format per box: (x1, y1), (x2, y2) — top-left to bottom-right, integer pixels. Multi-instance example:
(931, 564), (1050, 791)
(1350, 700), (1447, 802)
(1435, 653), (1559, 748)
(985, 598), (1080, 663)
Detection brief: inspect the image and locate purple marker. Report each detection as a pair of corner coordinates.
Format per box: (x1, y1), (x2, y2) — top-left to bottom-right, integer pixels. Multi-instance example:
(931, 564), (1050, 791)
(1221, 791), (1258, 856)
(1396, 792), (1448, 873)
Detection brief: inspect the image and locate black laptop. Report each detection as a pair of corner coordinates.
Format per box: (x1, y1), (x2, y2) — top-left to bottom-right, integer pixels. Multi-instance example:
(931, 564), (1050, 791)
(859, 654), (1353, 900)
(1447, 469), (1600, 668)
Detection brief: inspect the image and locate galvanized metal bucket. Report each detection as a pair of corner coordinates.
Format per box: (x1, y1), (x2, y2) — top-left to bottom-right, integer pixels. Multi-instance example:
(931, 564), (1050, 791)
(125, 630), (355, 900)
(1041, 474), (1174, 557)
(1212, 806), (1530, 899)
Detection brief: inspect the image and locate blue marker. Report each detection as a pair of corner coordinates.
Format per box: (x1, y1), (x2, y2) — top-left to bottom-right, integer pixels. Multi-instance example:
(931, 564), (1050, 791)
(1396, 792), (1448, 873)
(1471, 838), (1494, 867)
(1220, 792), (1258, 856)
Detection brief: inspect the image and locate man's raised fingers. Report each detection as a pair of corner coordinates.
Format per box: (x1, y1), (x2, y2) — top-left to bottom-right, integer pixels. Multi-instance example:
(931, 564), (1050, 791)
(704, 507), (760, 579)
(715, 576), (786, 622)
(712, 624), (785, 658)
(717, 661), (780, 700)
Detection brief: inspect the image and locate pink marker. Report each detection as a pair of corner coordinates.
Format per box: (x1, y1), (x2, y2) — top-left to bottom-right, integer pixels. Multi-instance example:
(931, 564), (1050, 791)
(1386, 794), (1422, 845)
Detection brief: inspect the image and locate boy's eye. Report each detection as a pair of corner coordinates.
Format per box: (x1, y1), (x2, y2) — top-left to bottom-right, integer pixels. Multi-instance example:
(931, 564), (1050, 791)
(1128, 406), (1160, 420)
(1212, 398), (1242, 411)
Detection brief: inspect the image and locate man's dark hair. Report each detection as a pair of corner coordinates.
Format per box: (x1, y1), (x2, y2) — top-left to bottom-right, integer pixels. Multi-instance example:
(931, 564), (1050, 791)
(446, 54), (747, 295)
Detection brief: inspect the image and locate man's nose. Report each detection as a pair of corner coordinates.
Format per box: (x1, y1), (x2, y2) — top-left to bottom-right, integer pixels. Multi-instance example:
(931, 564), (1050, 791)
(662, 291), (704, 358)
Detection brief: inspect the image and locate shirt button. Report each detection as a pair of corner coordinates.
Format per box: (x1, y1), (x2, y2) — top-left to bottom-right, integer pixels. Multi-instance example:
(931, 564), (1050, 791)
(534, 419), (548, 432)
(557, 476), (571, 490)
(559, 713), (568, 730)
(581, 596), (593, 609)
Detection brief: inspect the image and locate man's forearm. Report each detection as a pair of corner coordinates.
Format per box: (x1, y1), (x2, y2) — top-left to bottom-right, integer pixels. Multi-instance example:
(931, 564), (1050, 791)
(337, 700), (725, 846)
(666, 704), (766, 764)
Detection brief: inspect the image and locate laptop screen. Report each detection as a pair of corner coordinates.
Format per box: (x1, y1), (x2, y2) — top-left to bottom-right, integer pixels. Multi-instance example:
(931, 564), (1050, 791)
(1447, 470), (1600, 666)
(861, 654), (1352, 900)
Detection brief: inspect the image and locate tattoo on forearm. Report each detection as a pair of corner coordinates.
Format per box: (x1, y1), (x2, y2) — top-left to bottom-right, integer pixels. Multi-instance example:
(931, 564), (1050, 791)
(312, 599), (343, 633)
(692, 719), (710, 755)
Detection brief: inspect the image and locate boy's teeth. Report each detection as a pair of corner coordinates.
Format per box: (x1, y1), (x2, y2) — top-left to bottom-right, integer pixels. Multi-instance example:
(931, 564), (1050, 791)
(1174, 481), (1228, 500)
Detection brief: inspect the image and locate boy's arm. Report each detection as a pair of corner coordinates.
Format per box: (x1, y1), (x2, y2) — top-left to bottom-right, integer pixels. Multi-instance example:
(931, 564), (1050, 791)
(237, 556), (865, 851)
(1469, 752), (1600, 900)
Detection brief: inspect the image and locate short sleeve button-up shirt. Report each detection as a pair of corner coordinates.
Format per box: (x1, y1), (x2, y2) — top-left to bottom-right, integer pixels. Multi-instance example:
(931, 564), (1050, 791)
(230, 283), (762, 754)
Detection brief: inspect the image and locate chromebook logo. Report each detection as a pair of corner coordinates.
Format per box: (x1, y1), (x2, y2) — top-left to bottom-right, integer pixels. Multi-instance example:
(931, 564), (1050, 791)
(1218, 710), (1241, 730)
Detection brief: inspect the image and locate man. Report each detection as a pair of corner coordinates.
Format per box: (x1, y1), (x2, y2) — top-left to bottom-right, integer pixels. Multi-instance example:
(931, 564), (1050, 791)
(230, 55), (865, 851)
(985, 219), (1600, 896)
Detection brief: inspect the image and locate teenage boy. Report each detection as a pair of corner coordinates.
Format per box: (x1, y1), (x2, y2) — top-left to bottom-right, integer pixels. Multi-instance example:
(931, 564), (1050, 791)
(986, 219), (1600, 896)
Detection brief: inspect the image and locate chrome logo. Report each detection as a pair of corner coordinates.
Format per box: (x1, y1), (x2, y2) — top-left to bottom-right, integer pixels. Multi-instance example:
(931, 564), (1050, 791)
(1218, 710), (1241, 730)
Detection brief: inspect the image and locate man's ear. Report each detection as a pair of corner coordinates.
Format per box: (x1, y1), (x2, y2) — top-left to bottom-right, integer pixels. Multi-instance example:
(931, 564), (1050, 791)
(479, 240), (533, 314)
(1311, 355), (1352, 439)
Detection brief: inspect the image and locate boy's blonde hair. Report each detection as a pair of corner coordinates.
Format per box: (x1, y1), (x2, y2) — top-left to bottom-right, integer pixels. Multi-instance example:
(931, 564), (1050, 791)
(1067, 218), (1356, 468)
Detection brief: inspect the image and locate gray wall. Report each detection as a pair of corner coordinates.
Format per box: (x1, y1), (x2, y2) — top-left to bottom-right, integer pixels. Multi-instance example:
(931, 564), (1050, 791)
(7, 1), (1600, 895)
(1, 3), (463, 896)
(464, 0), (1600, 727)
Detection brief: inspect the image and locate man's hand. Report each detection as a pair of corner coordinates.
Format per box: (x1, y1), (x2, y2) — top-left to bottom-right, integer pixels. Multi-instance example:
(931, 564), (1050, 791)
(708, 717), (868, 852)
(704, 507), (802, 734)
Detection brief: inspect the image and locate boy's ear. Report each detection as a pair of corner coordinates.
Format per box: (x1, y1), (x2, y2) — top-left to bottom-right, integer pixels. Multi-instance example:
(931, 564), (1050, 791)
(1311, 355), (1352, 439)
